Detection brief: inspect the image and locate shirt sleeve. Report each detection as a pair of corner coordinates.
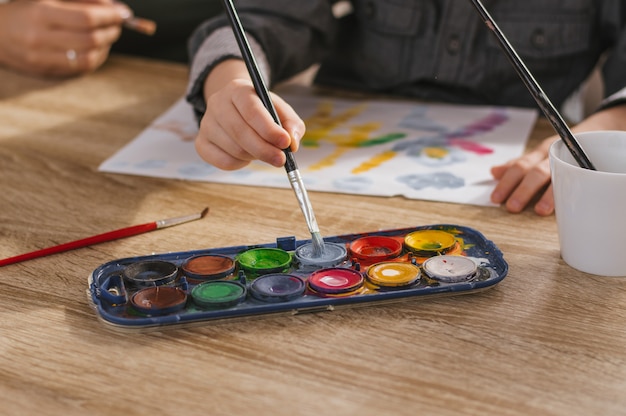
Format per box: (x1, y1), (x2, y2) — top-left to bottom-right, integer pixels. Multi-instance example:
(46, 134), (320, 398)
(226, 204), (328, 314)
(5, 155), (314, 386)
(185, 26), (272, 121)
(598, 87), (626, 110)
(598, 6), (626, 111)
(185, 1), (337, 121)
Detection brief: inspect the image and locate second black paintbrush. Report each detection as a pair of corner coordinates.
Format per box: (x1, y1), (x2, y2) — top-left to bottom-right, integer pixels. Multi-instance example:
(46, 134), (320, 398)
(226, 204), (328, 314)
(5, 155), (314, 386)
(468, 0), (595, 170)
(220, 0), (325, 256)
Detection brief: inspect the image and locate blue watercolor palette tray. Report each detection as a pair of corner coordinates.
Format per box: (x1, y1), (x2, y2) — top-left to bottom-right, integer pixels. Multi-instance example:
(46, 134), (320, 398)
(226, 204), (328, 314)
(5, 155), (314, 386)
(88, 224), (508, 329)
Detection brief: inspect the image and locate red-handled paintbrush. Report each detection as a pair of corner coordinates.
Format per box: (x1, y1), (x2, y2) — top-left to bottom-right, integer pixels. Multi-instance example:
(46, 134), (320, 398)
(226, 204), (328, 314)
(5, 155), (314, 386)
(0, 207), (209, 267)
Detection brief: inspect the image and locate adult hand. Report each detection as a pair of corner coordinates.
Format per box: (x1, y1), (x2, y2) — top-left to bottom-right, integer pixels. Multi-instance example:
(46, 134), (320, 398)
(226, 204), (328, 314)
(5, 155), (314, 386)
(0, 0), (132, 77)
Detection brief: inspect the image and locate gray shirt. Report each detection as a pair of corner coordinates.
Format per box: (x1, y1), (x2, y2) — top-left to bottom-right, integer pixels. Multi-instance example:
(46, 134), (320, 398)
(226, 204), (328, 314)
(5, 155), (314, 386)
(186, 0), (626, 118)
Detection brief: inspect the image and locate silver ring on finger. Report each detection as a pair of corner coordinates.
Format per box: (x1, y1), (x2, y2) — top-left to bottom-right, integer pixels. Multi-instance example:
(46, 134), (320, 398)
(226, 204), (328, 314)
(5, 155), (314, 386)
(66, 49), (78, 69)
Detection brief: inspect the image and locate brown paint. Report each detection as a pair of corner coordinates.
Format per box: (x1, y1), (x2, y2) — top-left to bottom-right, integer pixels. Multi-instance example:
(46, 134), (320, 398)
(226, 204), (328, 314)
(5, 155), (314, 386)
(131, 287), (187, 311)
(182, 255), (235, 279)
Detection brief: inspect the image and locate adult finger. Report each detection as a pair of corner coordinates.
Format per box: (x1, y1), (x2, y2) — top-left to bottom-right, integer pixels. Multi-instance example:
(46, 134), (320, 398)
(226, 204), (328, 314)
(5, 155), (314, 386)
(42, 1), (131, 30)
(11, 46), (109, 77)
(47, 24), (122, 51)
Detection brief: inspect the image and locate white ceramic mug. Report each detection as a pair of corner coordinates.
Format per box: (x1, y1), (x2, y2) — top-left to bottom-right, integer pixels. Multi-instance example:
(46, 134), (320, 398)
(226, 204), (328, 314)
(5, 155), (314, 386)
(549, 131), (626, 276)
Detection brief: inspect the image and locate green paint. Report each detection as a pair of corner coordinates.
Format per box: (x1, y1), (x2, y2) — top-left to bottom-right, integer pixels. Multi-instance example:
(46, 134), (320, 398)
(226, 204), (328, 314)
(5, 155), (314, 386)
(301, 137), (321, 147)
(194, 282), (243, 301)
(420, 242), (444, 250)
(191, 281), (245, 309)
(300, 132), (406, 148)
(359, 133), (407, 147)
(237, 248), (292, 272)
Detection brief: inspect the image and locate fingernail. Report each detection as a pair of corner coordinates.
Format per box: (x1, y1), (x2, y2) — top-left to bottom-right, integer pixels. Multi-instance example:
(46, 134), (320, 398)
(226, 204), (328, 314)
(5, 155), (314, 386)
(508, 199), (522, 212)
(286, 128), (301, 152)
(291, 128), (302, 144)
(114, 4), (133, 20)
(491, 191), (503, 204)
(272, 153), (285, 167)
(535, 201), (553, 216)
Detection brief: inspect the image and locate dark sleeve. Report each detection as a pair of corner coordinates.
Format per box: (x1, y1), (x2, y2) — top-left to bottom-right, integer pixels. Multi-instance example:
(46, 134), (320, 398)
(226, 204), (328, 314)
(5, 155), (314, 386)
(598, 1), (626, 109)
(186, 1), (338, 120)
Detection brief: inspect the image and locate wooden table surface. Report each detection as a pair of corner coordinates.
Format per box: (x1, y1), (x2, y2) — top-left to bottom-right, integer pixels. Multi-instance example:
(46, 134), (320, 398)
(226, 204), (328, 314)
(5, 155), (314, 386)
(1, 55), (624, 416)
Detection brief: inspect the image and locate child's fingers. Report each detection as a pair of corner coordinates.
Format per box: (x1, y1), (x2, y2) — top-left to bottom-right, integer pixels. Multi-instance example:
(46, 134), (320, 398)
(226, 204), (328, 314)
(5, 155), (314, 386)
(491, 155), (551, 213)
(201, 93), (287, 169)
(220, 112), (287, 167)
(195, 138), (251, 171)
(534, 185), (555, 216)
(272, 93), (306, 152)
(231, 83), (292, 151)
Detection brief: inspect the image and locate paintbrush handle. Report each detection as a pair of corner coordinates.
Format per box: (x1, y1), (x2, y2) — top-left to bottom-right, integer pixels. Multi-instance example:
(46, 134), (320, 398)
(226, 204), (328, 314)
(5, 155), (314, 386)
(220, 0), (324, 255)
(0, 223), (157, 267)
(468, 0), (595, 170)
(220, 0), (298, 172)
(0, 208), (210, 267)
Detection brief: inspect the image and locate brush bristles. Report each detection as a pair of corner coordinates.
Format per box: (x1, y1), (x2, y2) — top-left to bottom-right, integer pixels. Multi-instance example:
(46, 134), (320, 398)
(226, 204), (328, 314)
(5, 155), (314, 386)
(310, 232), (325, 257)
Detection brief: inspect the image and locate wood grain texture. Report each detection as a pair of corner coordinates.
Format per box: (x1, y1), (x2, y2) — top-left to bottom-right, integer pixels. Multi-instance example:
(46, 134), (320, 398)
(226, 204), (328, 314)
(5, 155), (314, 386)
(1, 55), (625, 416)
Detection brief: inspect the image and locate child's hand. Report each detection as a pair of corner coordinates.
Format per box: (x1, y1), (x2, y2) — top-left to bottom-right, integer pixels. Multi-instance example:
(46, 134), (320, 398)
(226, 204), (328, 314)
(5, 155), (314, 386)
(490, 135), (556, 216)
(195, 59), (305, 170)
(491, 103), (626, 216)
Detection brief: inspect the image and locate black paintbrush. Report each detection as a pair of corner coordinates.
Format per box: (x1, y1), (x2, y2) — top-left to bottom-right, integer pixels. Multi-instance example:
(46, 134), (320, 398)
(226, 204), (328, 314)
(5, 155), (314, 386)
(220, 0), (325, 255)
(468, 0), (595, 170)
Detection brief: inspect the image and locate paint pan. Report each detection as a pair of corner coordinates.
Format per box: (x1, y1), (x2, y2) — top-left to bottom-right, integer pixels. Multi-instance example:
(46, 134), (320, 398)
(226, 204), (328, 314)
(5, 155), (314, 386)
(349, 236), (403, 265)
(294, 242), (347, 268)
(249, 274), (306, 303)
(130, 286), (187, 316)
(422, 255), (477, 283)
(182, 254), (236, 283)
(88, 224), (509, 328)
(98, 274), (127, 306)
(191, 280), (247, 309)
(307, 267), (364, 297)
(403, 230), (457, 257)
(237, 248), (292, 278)
(366, 262), (421, 289)
(122, 260), (179, 288)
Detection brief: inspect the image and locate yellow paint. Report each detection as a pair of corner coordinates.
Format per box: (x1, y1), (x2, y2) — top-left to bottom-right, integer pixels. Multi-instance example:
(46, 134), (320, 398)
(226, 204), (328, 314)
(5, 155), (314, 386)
(423, 146), (449, 159)
(404, 230), (457, 254)
(303, 101), (369, 145)
(351, 150), (397, 174)
(309, 286), (368, 298)
(307, 124), (391, 173)
(366, 262), (421, 287)
(301, 101), (400, 173)
(308, 147), (350, 171)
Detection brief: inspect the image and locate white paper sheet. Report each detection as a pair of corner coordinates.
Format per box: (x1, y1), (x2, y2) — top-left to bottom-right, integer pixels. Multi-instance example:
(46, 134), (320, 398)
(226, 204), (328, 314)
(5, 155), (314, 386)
(99, 93), (537, 206)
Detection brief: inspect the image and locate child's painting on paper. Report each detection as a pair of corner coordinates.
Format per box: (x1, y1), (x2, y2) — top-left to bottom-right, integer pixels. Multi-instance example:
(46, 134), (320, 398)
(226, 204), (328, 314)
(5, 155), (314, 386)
(99, 92), (537, 206)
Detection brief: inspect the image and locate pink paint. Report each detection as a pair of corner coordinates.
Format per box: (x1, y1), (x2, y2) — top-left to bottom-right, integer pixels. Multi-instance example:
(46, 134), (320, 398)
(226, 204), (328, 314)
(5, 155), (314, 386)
(448, 138), (494, 155)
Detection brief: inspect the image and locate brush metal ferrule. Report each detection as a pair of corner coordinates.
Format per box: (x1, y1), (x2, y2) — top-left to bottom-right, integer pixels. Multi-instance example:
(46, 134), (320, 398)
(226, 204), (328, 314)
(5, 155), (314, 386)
(156, 207), (209, 229)
(287, 170), (320, 235)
